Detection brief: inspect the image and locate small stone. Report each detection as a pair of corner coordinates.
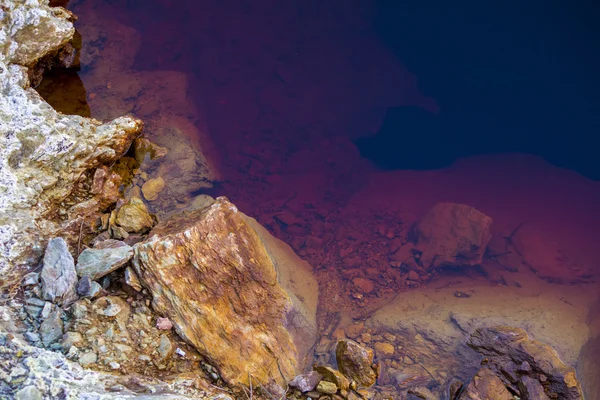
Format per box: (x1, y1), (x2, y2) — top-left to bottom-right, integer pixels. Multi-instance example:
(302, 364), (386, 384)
(79, 351), (98, 366)
(156, 317), (173, 330)
(109, 361), (121, 370)
(345, 322), (365, 339)
(104, 326), (114, 339)
(374, 342), (395, 358)
(133, 137), (168, 164)
(139, 355), (151, 362)
(110, 225), (130, 240)
(352, 277), (375, 294)
(70, 301), (88, 319)
(15, 385), (42, 400)
(115, 197), (154, 233)
(407, 270), (419, 281)
(383, 333), (396, 342)
(314, 366), (350, 392)
(40, 238), (78, 305)
(61, 331), (83, 351)
(39, 310), (63, 347)
(175, 347), (186, 357)
(317, 381), (338, 394)
(11, 366), (27, 377)
(76, 277), (92, 296)
(24, 305), (42, 318)
(158, 334), (172, 359)
(103, 304), (122, 317)
(40, 302), (53, 319)
(76, 243), (133, 280)
(289, 371), (323, 393)
(124, 267), (143, 291)
(336, 340), (377, 388)
(21, 272), (39, 286)
(25, 297), (46, 307)
(24, 331), (40, 343)
(141, 177), (165, 201)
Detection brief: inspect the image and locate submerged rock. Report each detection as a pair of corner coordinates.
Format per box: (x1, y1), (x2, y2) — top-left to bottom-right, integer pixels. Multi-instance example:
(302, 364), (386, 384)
(289, 371), (323, 393)
(141, 176), (165, 201)
(413, 203), (492, 270)
(335, 340), (377, 387)
(460, 367), (513, 400)
(115, 197), (154, 233)
(40, 238), (78, 305)
(75, 242), (133, 280)
(133, 197), (319, 388)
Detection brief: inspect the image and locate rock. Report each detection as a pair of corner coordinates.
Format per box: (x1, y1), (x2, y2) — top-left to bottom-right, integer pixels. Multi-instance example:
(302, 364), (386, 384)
(15, 386), (43, 400)
(115, 197), (154, 233)
(133, 197), (319, 388)
(313, 366), (350, 392)
(78, 351), (98, 366)
(41, 302), (53, 319)
(109, 361), (121, 370)
(352, 277), (375, 294)
(141, 177), (165, 201)
(39, 309), (63, 347)
(156, 317), (173, 330)
(124, 267), (142, 291)
(40, 238), (78, 305)
(188, 194), (216, 211)
(460, 368), (513, 400)
(76, 243), (133, 280)
(335, 340), (377, 387)
(175, 348), (186, 357)
(102, 304), (122, 317)
(21, 272), (40, 286)
(317, 380), (338, 394)
(289, 371), (323, 393)
(407, 386), (438, 400)
(158, 334), (172, 359)
(76, 276), (92, 296)
(373, 342), (395, 358)
(413, 203), (492, 270)
(467, 326), (584, 399)
(345, 322), (365, 339)
(62, 331), (83, 352)
(24, 331), (41, 343)
(133, 137), (168, 164)
(519, 375), (551, 400)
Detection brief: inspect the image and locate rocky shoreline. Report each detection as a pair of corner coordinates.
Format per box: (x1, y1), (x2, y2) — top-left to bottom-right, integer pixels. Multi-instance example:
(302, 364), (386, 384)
(0, 1), (596, 399)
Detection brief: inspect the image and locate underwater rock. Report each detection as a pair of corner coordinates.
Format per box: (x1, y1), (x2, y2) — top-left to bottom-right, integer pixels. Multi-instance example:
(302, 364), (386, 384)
(40, 238), (78, 305)
(459, 367), (513, 400)
(289, 371), (323, 393)
(467, 326), (584, 400)
(133, 196), (319, 388)
(335, 340), (377, 387)
(141, 176), (165, 201)
(413, 203), (492, 270)
(115, 197), (154, 233)
(76, 242), (133, 280)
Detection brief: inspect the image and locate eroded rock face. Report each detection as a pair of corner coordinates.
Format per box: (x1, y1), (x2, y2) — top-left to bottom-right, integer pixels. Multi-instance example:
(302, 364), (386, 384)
(467, 326), (584, 400)
(133, 197), (318, 388)
(0, 0), (143, 277)
(413, 203), (492, 270)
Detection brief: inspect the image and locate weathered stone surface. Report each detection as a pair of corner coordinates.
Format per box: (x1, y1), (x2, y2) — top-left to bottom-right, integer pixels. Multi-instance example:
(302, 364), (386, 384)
(460, 368), (513, 400)
(336, 340), (377, 387)
(133, 197), (319, 388)
(0, 0), (143, 276)
(467, 326), (584, 400)
(40, 238), (78, 305)
(289, 371), (323, 393)
(115, 197), (154, 233)
(39, 309), (63, 347)
(413, 203), (492, 270)
(76, 242), (133, 280)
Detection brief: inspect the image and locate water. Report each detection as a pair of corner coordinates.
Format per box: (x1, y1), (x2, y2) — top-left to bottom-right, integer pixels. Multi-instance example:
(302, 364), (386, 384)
(39, 0), (600, 397)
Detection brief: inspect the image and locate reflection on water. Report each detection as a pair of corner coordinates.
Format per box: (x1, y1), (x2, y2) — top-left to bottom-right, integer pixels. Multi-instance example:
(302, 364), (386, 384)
(43, 0), (600, 397)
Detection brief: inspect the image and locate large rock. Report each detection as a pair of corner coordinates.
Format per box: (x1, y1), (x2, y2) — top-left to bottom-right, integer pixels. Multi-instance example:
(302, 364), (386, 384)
(133, 197), (318, 388)
(0, 0), (143, 277)
(467, 326), (584, 400)
(413, 203), (492, 270)
(76, 242), (133, 280)
(40, 238), (78, 305)
(460, 367), (513, 400)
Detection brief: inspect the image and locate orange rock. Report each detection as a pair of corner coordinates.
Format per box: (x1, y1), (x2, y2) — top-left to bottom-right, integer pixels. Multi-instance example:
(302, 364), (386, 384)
(352, 277), (375, 294)
(133, 197), (318, 388)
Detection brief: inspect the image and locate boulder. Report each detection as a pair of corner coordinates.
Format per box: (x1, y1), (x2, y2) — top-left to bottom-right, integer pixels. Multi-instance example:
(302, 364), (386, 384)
(133, 197), (318, 388)
(335, 340), (377, 387)
(40, 238), (78, 305)
(467, 326), (584, 400)
(412, 203), (492, 270)
(76, 242), (133, 280)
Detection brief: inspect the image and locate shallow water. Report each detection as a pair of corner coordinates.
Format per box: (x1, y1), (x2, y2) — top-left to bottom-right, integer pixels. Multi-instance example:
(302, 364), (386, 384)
(40, 0), (600, 397)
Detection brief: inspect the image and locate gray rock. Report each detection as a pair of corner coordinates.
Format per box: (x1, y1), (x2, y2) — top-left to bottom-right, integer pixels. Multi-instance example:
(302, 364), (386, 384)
(25, 297), (46, 307)
(109, 361), (120, 370)
(24, 331), (41, 343)
(39, 309), (63, 347)
(24, 305), (42, 318)
(21, 272), (40, 286)
(124, 267), (142, 291)
(158, 334), (172, 359)
(76, 243), (133, 280)
(289, 371), (323, 393)
(62, 332), (83, 352)
(41, 302), (53, 319)
(78, 351), (98, 366)
(103, 304), (122, 317)
(15, 385), (43, 400)
(40, 238), (78, 305)
(76, 276), (92, 296)
(70, 301), (89, 319)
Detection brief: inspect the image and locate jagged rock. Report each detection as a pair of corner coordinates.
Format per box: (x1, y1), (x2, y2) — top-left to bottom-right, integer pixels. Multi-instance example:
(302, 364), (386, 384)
(519, 375), (551, 400)
(78, 351), (98, 366)
(158, 334), (172, 359)
(317, 380), (338, 394)
(39, 309), (63, 347)
(14, 386), (43, 400)
(141, 176), (165, 201)
(413, 203), (492, 270)
(289, 371), (323, 393)
(124, 266), (142, 291)
(460, 368), (513, 400)
(76, 242), (133, 280)
(0, 0), (143, 276)
(40, 238), (78, 305)
(61, 331), (83, 352)
(115, 197), (154, 233)
(133, 197), (319, 388)
(336, 340), (377, 387)
(313, 366), (350, 392)
(76, 277), (101, 298)
(133, 137), (168, 164)
(467, 326), (584, 399)
(21, 272), (39, 286)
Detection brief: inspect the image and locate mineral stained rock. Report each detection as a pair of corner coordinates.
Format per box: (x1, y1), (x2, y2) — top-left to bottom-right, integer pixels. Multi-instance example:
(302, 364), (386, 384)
(0, 0), (143, 277)
(133, 197), (319, 388)
(467, 326), (584, 400)
(460, 367), (513, 400)
(413, 203), (492, 270)
(335, 340), (377, 387)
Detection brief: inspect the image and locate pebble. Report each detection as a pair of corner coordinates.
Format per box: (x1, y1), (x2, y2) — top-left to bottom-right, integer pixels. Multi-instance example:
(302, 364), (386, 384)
(361, 333), (372, 343)
(158, 334), (172, 359)
(141, 177), (165, 201)
(39, 310), (63, 347)
(374, 342), (395, 357)
(10, 366), (27, 377)
(407, 270), (419, 281)
(156, 317), (173, 330)
(76, 244), (133, 281)
(61, 331), (83, 351)
(78, 351), (98, 366)
(124, 267), (143, 291)
(175, 347), (186, 357)
(383, 333), (397, 342)
(15, 385), (42, 400)
(317, 380), (338, 394)
(41, 302), (53, 319)
(25, 297), (46, 307)
(289, 371), (323, 393)
(24, 332), (40, 343)
(103, 304), (122, 317)
(109, 361), (121, 370)
(21, 272), (39, 286)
